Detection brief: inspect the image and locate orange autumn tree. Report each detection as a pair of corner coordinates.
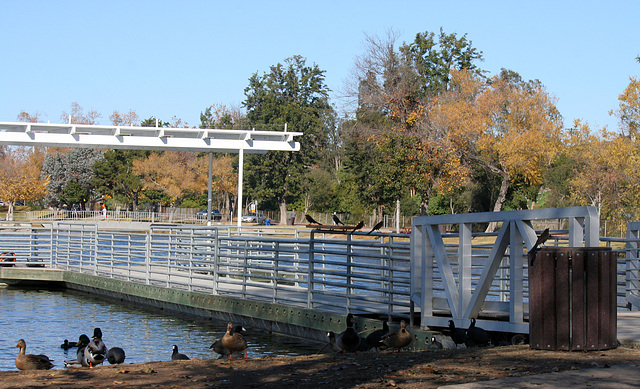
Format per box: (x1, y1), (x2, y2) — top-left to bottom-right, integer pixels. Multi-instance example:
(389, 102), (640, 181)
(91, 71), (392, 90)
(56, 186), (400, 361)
(564, 121), (640, 220)
(208, 154), (238, 216)
(566, 76), (640, 221)
(611, 76), (640, 142)
(132, 151), (207, 221)
(350, 30), (478, 215)
(432, 69), (563, 231)
(132, 151), (238, 220)
(0, 146), (49, 220)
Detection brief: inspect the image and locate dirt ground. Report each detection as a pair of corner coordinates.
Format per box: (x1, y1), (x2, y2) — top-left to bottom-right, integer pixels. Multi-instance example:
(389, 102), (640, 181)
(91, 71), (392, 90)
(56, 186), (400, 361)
(2, 344), (640, 389)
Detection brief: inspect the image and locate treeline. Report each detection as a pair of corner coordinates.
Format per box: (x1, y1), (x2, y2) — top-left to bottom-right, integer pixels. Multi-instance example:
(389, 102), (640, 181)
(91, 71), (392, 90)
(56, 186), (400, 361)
(2, 29), (639, 227)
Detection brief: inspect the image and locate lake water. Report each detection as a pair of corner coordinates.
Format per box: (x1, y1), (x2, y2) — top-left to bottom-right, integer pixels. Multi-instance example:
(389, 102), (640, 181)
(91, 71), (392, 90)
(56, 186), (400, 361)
(0, 286), (323, 371)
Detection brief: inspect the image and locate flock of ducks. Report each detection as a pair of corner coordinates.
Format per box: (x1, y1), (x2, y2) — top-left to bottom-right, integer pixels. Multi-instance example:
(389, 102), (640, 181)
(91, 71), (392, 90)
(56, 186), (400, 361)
(14, 327), (125, 371)
(171, 322), (250, 362)
(327, 314), (413, 355)
(13, 316), (491, 371)
(447, 319), (491, 348)
(61, 328), (125, 369)
(13, 321), (250, 371)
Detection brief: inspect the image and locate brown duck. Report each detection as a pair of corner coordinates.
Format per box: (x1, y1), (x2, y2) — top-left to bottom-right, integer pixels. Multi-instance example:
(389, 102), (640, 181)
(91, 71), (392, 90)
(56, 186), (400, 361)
(381, 320), (412, 352)
(221, 321), (247, 360)
(15, 339), (54, 370)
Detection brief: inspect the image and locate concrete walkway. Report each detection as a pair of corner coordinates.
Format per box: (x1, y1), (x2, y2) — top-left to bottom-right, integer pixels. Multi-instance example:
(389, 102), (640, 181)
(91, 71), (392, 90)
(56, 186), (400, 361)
(441, 311), (640, 388)
(440, 363), (640, 388)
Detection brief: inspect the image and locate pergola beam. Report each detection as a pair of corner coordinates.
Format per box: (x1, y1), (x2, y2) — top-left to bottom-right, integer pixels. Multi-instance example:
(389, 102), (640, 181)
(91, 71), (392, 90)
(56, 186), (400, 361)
(0, 122), (301, 153)
(0, 121), (302, 226)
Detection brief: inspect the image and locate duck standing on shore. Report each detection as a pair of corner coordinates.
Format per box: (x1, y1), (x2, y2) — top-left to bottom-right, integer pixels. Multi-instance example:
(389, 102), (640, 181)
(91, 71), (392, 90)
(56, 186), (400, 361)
(336, 313), (361, 355)
(15, 339), (54, 370)
(381, 320), (412, 352)
(467, 318), (490, 347)
(211, 325), (246, 358)
(221, 321), (248, 360)
(448, 320), (469, 348)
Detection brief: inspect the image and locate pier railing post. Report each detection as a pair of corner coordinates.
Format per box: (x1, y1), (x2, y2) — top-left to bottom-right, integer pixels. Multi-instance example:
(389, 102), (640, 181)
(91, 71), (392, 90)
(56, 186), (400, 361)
(213, 228), (220, 295)
(307, 231), (315, 309)
(346, 232), (353, 312)
(49, 223), (55, 267)
(145, 230), (151, 285)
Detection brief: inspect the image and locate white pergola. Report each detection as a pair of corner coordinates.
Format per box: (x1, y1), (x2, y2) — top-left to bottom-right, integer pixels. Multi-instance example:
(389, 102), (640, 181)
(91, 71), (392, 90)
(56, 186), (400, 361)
(0, 121), (302, 226)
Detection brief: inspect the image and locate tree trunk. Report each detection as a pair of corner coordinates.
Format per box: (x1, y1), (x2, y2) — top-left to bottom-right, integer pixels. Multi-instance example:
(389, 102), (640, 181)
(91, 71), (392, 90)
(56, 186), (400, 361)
(7, 202), (14, 221)
(279, 198), (288, 226)
(168, 205), (176, 223)
(485, 172), (510, 233)
(419, 187), (433, 216)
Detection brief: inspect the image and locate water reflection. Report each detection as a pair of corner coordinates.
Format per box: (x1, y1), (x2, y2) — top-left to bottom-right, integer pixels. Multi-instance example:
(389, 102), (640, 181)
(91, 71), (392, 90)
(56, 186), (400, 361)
(0, 286), (323, 371)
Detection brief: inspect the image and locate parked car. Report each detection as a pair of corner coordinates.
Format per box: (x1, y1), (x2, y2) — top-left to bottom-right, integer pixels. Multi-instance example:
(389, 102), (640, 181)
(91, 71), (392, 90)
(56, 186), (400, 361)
(197, 208), (222, 221)
(241, 212), (267, 225)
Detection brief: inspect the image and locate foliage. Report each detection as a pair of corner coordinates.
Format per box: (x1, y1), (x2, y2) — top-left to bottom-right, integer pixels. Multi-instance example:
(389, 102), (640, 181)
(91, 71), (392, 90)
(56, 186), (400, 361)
(17, 111), (43, 123)
(41, 148), (104, 209)
(431, 69), (563, 229)
(140, 117), (170, 128)
(611, 76), (640, 141)
(132, 151), (208, 208)
(92, 149), (149, 211)
(345, 29), (483, 215)
(0, 146), (49, 220)
(200, 104), (246, 130)
(60, 102), (102, 124)
(242, 55), (335, 222)
(564, 120), (640, 221)
(400, 27), (484, 96)
(138, 189), (171, 209)
(109, 109), (139, 126)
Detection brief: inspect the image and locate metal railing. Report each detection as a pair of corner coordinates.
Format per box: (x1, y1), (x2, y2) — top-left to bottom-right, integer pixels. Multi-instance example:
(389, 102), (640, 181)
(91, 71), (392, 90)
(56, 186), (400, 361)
(13, 210), (412, 230)
(603, 221), (640, 310)
(2, 212), (640, 333)
(0, 222), (411, 320)
(20, 210), (232, 224)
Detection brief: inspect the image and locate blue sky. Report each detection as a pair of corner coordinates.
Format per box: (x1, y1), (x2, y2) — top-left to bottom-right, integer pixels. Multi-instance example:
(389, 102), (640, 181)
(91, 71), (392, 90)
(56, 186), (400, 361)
(1, 1), (638, 131)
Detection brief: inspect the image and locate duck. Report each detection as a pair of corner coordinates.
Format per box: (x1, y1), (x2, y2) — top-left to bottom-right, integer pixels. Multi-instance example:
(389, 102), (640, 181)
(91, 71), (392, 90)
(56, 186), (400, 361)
(428, 336), (443, 350)
(64, 334), (91, 368)
(84, 328), (107, 367)
(448, 320), (469, 348)
(15, 339), (54, 370)
(221, 321), (248, 360)
(365, 321), (389, 350)
(381, 320), (412, 352)
(171, 345), (190, 360)
(210, 325), (245, 357)
(60, 339), (74, 350)
(467, 318), (490, 347)
(336, 313), (360, 354)
(106, 347), (126, 364)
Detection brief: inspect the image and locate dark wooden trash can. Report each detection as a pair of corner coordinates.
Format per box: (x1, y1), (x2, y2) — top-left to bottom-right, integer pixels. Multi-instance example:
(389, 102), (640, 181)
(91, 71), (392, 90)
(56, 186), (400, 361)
(529, 247), (617, 351)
